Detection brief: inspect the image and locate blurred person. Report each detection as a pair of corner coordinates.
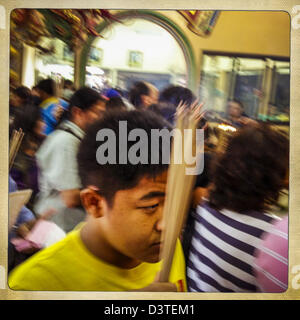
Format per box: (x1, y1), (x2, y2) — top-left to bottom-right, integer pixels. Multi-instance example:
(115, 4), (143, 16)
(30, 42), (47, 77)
(33, 87), (106, 233)
(9, 86), (32, 125)
(8, 176), (64, 273)
(253, 215), (288, 292)
(106, 96), (127, 111)
(8, 176), (36, 272)
(62, 79), (75, 102)
(225, 99), (257, 128)
(31, 85), (43, 106)
(9, 110), (185, 292)
(186, 124), (289, 292)
(35, 78), (69, 135)
(10, 103), (46, 210)
(128, 81), (158, 109)
(159, 85), (196, 109)
(148, 102), (177, 126)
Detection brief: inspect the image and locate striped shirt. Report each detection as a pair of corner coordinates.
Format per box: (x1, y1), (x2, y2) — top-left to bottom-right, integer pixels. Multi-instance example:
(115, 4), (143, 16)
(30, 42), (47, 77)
(253, 216), (288, 292)
(187, 201), (277, 292)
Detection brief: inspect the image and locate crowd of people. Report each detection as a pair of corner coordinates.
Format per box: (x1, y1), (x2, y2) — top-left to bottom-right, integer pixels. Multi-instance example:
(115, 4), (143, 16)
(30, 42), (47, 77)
(8, 78), (289, 293)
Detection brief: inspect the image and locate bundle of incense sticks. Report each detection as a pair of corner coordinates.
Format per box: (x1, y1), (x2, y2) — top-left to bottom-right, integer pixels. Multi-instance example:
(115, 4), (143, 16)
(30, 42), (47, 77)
(158, 101), (204, 282)
(9, 128), (24, 170)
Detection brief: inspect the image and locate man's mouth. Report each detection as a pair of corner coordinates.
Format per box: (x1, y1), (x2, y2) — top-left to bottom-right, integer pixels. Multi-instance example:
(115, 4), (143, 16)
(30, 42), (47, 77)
(151, 241), (163, 248)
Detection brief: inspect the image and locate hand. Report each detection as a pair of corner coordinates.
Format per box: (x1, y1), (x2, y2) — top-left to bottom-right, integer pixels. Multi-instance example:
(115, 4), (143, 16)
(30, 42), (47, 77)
(16, 208), (57, 239)
(176, 100), (207, 129)
(238, 117), (258, 127)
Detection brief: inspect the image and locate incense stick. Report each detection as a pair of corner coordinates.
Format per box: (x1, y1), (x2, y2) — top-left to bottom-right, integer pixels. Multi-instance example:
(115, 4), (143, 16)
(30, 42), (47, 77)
(9, 128), (24, 170)
(158, 101), (204, 282)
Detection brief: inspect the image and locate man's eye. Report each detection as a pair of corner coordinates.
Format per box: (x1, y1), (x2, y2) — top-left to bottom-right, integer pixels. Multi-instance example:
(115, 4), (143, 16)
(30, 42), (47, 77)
(138, 203), (159, 211)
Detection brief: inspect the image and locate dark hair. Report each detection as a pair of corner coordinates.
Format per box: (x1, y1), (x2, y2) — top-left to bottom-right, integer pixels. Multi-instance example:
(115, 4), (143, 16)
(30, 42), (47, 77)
(159, 85), (196, 108)
(209, 124), (289, 213)
(77, 109), (171, 207)
(148, 103), (177, 126)
(36, 78), (56, 96)
(106, 97), (127, 111)
(64, 79), (73, 89)
(10, 103), (43, 147)
(59, 86), (105, 123)
(128, 82), (150, 109)
(13, 86), (32, 104)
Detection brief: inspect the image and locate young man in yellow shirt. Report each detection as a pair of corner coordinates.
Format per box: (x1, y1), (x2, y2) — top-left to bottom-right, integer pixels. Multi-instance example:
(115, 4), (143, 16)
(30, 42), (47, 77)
(9, 109), (187, 292)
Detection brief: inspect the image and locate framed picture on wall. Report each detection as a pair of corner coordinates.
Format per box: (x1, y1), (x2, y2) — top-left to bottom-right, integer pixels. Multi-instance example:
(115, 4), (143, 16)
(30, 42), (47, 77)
(89, 47), (103, 64)
(128, 50), (143, 68)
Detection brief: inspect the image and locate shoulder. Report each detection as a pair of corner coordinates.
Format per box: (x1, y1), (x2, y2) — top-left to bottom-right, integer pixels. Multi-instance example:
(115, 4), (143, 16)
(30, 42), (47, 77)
(58, 99), (69, 109)
(39, 128), (79, 153)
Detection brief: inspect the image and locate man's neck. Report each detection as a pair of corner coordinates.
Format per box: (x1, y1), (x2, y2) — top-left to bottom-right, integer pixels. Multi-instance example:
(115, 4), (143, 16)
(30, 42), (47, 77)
(70, 118), (85, 131)
(80, 223), (141, 269)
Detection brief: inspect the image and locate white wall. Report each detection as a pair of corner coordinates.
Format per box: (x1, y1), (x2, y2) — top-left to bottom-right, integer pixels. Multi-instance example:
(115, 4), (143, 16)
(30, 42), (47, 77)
(90, 19), (187, 75)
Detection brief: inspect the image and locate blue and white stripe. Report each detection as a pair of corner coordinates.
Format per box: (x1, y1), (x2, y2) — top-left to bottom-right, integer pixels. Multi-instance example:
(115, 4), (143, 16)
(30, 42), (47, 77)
(187, 202), (275, 292)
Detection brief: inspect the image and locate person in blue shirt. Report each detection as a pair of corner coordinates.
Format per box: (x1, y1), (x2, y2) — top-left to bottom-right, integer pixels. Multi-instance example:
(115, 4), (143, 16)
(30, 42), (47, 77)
(35, 79), (69, 135)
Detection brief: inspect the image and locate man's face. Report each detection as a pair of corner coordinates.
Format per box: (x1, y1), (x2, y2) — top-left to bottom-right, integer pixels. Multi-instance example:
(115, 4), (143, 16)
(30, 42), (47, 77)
(228, 101), (242, 118)
(142, 84), (159, 107)
(82, 100), (106, 128)
(97, 171), (168, 264)
(148, 87), (159, 106)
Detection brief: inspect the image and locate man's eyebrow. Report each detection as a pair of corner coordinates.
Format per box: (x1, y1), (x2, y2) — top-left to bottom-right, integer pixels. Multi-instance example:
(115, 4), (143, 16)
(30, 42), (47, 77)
(139, 191), (165, 201)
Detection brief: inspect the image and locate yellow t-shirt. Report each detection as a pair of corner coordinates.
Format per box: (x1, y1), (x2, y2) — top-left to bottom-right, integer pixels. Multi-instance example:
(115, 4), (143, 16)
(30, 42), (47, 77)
(8, 230), (187, 291)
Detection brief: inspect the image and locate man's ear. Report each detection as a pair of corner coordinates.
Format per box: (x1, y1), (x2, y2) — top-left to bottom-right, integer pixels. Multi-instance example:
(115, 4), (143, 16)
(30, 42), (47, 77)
(80, 188), (105, 218)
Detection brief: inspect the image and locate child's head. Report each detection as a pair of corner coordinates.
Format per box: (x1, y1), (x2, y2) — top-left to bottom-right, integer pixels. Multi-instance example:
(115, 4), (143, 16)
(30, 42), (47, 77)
(77, 110), (170, 265)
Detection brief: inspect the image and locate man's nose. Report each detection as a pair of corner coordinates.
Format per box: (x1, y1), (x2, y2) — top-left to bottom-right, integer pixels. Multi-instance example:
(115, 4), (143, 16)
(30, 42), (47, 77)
(155, 209), (165, 232)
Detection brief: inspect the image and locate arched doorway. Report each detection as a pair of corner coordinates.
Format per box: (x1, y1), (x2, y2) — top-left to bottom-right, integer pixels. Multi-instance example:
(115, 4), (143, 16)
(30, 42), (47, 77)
(79, 10), (196, 93)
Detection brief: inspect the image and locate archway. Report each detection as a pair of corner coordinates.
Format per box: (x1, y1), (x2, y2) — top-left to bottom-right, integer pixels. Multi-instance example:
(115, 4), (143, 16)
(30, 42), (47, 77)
(79, 10), (196, 92)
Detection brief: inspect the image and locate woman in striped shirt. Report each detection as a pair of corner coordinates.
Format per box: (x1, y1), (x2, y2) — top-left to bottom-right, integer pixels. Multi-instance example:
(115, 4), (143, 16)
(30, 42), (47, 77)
(187, 124), (289, 292)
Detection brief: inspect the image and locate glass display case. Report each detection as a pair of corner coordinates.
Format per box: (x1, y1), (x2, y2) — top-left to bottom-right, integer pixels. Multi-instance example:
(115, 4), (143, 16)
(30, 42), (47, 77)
(199, 53), (290, 125)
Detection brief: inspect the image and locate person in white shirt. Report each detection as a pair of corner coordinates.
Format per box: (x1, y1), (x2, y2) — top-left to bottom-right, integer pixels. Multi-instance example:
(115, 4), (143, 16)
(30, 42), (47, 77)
(34, 87), (106, 232)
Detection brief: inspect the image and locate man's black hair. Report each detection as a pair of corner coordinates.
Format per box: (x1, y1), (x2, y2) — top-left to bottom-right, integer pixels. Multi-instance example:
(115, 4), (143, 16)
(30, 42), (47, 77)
(77, 109), (171, 207)
(159, 85), (196, 108)
(10, 103), (42, 142)
(13, 86), (32, 103)
(128, 82), (150, 109)
(59, 86), (106, 123)
(69, 86), (104, 110)
(36, 78), (56, 96)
